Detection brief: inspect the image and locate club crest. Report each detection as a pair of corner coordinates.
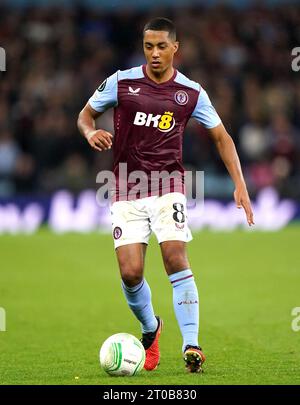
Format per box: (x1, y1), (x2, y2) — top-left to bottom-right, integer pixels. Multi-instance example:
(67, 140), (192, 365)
(174, 90), (189, 105)
(113, 226), (122, 239)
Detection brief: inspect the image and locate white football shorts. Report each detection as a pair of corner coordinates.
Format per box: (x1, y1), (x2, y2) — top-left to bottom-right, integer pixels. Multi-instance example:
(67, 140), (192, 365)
(110, 192), (192, 249)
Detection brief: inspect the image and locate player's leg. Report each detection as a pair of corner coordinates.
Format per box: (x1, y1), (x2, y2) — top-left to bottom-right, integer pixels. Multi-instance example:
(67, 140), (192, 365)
(116, 242), (146, 287)
(160, 241), (198, 346)
(151, 192), (205, 372)
(116, 242), (162, 370)
(160, 240), (205, 372)
(111, 199), (161, 370)
(116, 242), (157, 333)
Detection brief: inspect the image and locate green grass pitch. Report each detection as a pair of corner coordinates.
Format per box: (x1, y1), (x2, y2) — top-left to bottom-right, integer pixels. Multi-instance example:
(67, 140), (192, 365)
(0, 227), (300, 385)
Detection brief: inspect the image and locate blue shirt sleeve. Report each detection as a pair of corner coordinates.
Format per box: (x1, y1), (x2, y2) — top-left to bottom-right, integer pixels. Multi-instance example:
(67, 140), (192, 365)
(191, 87), (221, 129)
(88, 71), (118, 112)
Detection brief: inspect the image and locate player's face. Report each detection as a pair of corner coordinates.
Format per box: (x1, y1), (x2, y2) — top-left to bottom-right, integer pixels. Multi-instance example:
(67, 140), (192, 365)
(143, 30), (179, 75)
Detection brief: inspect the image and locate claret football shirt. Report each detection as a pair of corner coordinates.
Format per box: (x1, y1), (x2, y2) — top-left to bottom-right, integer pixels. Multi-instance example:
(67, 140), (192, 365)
(89, 65), (221, 201)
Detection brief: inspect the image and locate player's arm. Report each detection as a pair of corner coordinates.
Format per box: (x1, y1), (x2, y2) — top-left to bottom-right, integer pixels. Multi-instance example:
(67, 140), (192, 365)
(77, 103), (113, 152)
(207, 123), (254, 226)
(192, 87), (254, 226)
(77, 72), (118, 152)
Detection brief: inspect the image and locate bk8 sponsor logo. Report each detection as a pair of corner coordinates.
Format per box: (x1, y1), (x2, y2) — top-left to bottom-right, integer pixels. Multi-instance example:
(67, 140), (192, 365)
(133, 111), (175, 132)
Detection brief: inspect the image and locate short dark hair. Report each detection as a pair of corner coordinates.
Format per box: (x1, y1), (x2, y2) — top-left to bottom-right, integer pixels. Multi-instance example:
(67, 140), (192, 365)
(143, 17), (176, 41)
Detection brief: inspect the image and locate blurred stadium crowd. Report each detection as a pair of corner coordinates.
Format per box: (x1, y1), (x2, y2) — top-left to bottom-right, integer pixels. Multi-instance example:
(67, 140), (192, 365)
(0, 3), (300, 199)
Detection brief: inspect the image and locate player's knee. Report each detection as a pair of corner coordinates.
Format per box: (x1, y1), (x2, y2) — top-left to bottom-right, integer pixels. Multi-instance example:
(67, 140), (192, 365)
(120, 264), (143, 286)
(164, 252), (188, 274)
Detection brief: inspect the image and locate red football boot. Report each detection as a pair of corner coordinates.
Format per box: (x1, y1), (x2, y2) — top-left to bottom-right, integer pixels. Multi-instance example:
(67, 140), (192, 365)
(141, 316), (163, 371)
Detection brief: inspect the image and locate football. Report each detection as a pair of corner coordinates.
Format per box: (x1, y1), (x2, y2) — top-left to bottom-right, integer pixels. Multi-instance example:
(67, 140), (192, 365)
(99, 333), (146, 376)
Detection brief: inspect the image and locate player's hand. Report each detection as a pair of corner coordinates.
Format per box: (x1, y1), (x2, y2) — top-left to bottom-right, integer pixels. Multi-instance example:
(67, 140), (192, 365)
(234, 184), (254, 226)
(86, 129), (113, 152)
